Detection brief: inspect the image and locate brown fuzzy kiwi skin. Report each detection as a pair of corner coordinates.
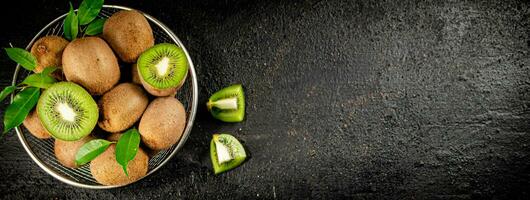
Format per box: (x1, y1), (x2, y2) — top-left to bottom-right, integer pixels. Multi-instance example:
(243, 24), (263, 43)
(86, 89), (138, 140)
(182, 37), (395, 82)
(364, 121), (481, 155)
(98, 83), (149, 132)
(102, 10), (154, 63)
(90, 144), (148, 186)
(23, 109), (51, 139)
(139, 97), (186, 150)
(131, 64), (142, 85)
(62, 37), (120, 95)
(30, 36), (68, 80)
(138, 65), (187, 97)
(54, 135), (94, 168)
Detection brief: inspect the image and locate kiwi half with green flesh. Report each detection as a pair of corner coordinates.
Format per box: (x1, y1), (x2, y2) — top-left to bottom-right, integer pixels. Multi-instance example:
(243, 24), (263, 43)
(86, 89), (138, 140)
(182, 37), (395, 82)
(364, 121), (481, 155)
(207, 84), (245, 122)
(37, 82), (99, 141)
(137, 43), (188, 96)
(210, 133), (247, 174)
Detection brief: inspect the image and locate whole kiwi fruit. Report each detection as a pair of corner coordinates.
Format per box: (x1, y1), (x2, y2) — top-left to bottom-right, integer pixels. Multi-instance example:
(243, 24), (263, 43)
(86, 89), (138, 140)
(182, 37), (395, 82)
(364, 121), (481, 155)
(54, 135), (94, 168)
(30, 35), (68, 79)
(23, 109), (51, 139)
(98, 83), (149, 132)
(90, 144), (148, 185)
(62, 37), (120, 95)
(103, 10), (154, 63)
(139, 97), (186, 150)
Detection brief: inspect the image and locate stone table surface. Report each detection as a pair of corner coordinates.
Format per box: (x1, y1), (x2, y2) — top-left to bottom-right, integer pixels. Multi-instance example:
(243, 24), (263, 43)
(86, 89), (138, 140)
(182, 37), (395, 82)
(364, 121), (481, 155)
(0, 0), (529, 199)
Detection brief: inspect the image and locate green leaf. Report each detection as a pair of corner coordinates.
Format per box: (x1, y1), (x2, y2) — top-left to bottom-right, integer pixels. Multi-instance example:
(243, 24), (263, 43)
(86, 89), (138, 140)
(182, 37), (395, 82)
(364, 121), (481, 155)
(20, 73), (56, 89)
(3, 87), (40, 134)
(77, 0), (104, 25)
(4, 48), (37, 71)
(115, 128), (141, 176)
(0, 86), (16, 102)
(75, 139), (113, 166)
(63, 2), (78, 40)
(41, 66), (58, 76)
(85, 18), (106, 35)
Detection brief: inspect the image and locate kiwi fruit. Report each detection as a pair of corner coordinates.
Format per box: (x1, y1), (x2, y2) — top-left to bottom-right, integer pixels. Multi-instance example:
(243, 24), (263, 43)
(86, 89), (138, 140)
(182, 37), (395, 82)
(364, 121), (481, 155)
(210, 133), (247, 174)
(139, 97), (186, 150)
(62, 37), (120, 95)
(131, 64), (142, 85)
(22, 109), (51, 139)
(137, 43), (188, 96)
(98, 83), (148, 132)
(30, 35), (68, 79)
(54, 135), (94, 168)
(103, 10), (154, 63)
(90, 144), (148, 185)
(37, 82), (99, 141)
(207, 84), (245, 122)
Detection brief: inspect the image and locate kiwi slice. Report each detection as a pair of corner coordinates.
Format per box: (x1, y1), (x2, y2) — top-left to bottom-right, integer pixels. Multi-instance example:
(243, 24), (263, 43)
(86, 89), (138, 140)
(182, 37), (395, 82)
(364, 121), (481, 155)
(210, 133), (247, 174)
(207, 84), (245, 122)
(37, 82), (98, 141)
(137, 43), (188, 96)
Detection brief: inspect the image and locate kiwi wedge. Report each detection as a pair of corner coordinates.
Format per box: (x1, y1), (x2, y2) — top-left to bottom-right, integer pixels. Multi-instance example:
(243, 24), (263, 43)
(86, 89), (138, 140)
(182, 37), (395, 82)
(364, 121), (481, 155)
(210, 133), (247, 174)
(37, 82), (99, 141)
(137, 43), (188, 96)
(207, 84), (245, 122)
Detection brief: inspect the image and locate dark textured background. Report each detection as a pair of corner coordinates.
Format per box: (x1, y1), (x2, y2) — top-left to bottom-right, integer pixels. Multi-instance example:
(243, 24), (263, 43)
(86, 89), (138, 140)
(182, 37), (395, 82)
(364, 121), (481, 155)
(0, 0), (529, 199)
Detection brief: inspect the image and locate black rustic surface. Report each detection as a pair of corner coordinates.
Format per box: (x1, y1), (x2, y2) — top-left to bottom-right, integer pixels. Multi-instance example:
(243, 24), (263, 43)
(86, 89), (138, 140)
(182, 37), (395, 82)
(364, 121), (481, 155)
(0, 0), (529, 199)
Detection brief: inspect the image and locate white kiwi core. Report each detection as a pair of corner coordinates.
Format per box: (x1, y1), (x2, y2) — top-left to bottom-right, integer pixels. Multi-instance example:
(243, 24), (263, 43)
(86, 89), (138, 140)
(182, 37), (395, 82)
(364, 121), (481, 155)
(213, 97), (238, 110)
(155, 57), (170, 76)
(56, 102), (76, 122)
(215, 139), (233, 164)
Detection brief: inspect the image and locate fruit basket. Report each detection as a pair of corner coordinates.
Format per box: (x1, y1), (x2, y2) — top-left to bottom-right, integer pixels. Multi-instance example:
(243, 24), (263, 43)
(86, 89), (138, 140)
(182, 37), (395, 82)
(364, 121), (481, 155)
(10, 5), (198, 189)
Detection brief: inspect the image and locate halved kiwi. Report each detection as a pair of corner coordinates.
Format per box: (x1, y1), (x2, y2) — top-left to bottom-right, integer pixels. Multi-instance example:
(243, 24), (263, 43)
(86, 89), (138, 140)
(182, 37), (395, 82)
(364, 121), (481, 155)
(37, 82), (99, 141)
(207, 84), (245, 122)
(137, 43), (188, 96)
(210, 133), (247, 174)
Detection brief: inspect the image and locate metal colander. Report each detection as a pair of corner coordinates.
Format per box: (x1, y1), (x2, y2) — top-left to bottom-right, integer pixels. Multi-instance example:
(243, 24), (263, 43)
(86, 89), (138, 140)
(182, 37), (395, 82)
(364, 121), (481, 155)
(10, 5), (198, 189)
